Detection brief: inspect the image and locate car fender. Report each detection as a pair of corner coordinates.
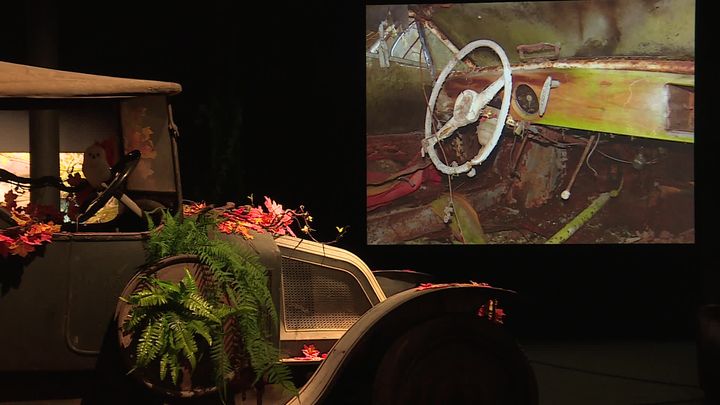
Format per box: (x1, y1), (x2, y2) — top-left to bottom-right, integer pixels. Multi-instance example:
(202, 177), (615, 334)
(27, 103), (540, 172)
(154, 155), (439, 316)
(288, 283), (536, 404)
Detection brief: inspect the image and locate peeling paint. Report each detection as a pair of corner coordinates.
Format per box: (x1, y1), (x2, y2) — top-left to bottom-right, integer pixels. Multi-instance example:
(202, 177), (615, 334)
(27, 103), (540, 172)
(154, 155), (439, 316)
(440, 63), (694, 142)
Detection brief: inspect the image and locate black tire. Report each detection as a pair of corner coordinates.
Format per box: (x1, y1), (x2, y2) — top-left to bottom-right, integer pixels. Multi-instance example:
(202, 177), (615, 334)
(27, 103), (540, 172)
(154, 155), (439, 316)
(371, 313), (537, 405)
(81, 320), (164, 405)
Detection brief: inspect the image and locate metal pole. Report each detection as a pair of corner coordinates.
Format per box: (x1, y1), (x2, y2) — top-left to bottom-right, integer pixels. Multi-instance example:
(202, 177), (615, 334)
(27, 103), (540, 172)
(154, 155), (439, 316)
(26, 0), (60, 209)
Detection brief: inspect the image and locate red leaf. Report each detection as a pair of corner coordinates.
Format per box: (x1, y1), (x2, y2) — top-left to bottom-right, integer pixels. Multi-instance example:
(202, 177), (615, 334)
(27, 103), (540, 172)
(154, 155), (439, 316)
(302, 344), (320, 358)
(10, 241), (36, 257)
(0, 234), (14, 258)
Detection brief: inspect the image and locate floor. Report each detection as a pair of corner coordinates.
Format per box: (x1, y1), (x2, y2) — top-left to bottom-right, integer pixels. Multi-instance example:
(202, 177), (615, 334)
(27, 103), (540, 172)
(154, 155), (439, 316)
(521, 340), (705, 405)
(0, 340), (707, 405)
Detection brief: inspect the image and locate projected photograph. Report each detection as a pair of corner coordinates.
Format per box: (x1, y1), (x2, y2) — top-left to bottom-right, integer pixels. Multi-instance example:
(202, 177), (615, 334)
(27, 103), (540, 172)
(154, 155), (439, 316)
(366, 1), (694, 245)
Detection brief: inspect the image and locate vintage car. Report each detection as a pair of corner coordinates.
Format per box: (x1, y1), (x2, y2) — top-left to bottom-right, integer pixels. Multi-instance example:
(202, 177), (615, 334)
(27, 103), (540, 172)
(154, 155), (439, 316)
(0, 61), (536, 404)
(366, 1), (694, 245)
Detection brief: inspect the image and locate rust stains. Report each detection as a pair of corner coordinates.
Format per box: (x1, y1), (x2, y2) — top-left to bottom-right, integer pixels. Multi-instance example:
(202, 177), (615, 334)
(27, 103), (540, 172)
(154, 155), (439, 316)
(367, 205), (447, 244)
(509, 139), (567, 209)
(470, 57), (694, 75)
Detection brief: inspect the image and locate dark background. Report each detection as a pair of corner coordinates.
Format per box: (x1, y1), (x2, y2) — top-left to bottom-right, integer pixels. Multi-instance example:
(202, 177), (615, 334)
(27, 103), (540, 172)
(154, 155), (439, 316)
(1, 0), (713, 341)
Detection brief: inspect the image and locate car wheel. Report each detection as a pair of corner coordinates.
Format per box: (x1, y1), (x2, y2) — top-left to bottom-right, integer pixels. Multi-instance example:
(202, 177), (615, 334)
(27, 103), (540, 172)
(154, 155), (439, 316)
(371, 313), (537, 405)
(81, 320), (164, 405)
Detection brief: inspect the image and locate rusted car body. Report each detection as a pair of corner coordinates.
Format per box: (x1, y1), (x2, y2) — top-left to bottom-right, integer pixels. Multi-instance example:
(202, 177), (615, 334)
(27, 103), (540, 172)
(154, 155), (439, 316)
(0, 61), (536, 404)
(0, 61), (182, 373)
(366, 1), (694, 245)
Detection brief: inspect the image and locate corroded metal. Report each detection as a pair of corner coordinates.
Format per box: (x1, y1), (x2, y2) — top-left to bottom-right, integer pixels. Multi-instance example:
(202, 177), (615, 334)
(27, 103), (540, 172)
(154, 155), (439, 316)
(410, 1), (694, 65)
(418, 19), (477, 69)
(517, 42), (560, 61)
(440, 62), (694, 143)
(471, 58), (694, 75)
(561, 134), (597, 200)
(367, 205), (447, 244)
(508, 139), (567, 208)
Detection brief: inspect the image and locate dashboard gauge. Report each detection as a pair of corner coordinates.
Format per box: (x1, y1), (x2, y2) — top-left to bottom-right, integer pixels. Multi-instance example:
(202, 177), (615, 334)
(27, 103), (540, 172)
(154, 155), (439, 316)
(515, 84), (539, 115)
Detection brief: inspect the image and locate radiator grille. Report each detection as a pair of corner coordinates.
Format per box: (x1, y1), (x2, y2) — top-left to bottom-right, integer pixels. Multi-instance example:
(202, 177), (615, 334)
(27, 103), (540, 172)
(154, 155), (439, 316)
(282, 257), (371, 330)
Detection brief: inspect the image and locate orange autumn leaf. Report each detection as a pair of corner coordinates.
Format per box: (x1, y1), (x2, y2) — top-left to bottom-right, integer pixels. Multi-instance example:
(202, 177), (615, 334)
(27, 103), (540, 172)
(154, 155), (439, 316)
(1, 203), (60, 258)
(183, 202), (208, 217)
(9, 240), (36, 257)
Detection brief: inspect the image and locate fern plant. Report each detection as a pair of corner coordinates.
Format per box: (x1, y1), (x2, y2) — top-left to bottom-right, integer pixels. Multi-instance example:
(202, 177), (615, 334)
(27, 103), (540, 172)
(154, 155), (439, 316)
(123, 209), (296, 403)
(121, 268), (246, 387)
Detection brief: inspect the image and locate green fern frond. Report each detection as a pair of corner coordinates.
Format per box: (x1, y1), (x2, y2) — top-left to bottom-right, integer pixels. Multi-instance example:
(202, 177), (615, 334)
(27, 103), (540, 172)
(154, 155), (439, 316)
(135, 289), (170, 307)
(169, 314), (198, 370)
(159, 352), (170, 382)
(210, 336), (232, 380)
(135, 322), (156, 367)
(210, 335), (231, 405)
(170, 357), (182, 386)
(266, 363), (297, 395)
(122, 309), (148, 331)
(181, 268), (199, 294)
(183, 292), (220, 323)
(136, 315), (167, 367)
(187, 319), (213, 346)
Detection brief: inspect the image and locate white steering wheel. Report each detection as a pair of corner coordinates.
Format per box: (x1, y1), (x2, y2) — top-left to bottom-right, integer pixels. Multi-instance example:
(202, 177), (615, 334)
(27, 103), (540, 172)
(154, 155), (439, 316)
(422, 40), (512, 177)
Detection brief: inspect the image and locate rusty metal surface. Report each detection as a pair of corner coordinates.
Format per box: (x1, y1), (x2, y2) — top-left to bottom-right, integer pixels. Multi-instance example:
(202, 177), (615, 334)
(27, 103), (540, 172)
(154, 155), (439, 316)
(367, 1), (695, 245)
(470, 58), (694, 75)
(367, 205), (447, 244)
(367, 132), (424, 166)
(517, 42), (561, 61)
(509, 139), (567, 208)
(411, 1), (694, 66)
(439, 64), (694, 142)
(420, 19), (477, 69)
(365, 128), (694, 244)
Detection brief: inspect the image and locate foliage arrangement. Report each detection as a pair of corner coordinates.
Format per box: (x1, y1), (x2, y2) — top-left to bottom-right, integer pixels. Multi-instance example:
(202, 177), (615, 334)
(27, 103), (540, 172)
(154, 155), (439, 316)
(121, 269), (244, 386)
(123, 206), (297, 402)
(216, 196), (297, 239)
(0, 190), (61, 258)
(183, 195), (348, 244)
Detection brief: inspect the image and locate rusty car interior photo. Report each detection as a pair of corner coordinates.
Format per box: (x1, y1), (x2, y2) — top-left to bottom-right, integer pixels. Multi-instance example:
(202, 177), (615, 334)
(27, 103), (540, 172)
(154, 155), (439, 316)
(366, 1), (695, 245)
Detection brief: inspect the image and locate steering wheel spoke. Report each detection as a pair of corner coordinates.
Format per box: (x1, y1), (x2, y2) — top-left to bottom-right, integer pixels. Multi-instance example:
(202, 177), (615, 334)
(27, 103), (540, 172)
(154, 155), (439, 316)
(77, 150), (141, 223)
(424, 40), (512, 176)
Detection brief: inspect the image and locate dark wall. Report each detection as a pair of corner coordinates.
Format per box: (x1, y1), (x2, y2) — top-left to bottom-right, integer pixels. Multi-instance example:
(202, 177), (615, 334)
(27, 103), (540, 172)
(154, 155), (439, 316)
(1, 1), (713, 341)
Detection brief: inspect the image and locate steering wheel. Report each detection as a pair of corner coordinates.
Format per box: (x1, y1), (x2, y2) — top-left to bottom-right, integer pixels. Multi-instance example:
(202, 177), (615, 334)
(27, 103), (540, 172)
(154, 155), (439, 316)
(422, 39), (512, 177)
(78, 150), (141, 223)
